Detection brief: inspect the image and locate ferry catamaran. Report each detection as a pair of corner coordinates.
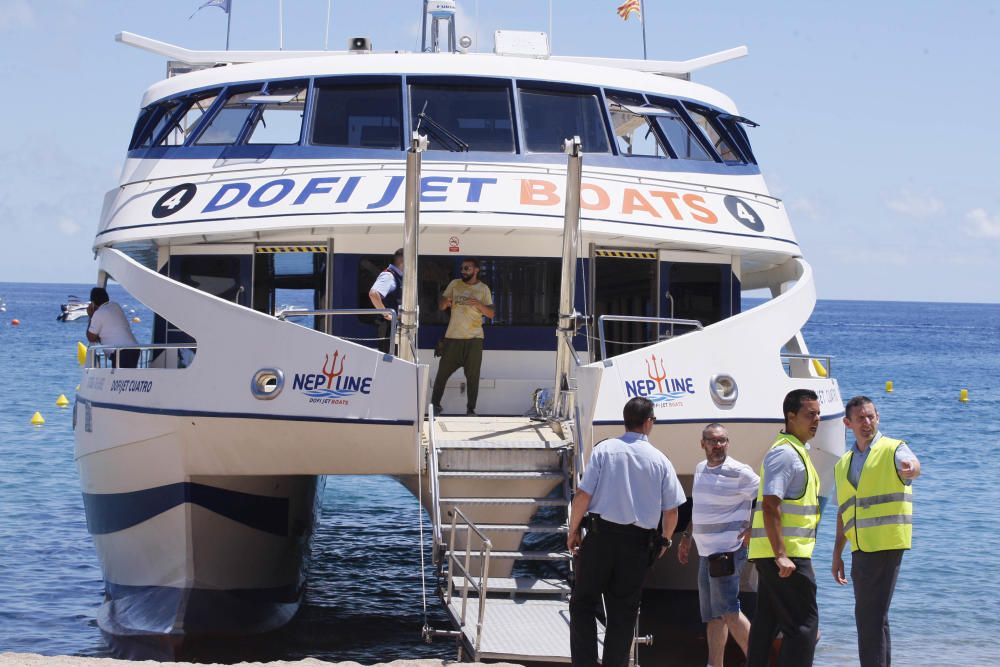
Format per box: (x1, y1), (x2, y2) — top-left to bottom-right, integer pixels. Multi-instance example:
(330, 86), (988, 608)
(76, 3), (844, 660)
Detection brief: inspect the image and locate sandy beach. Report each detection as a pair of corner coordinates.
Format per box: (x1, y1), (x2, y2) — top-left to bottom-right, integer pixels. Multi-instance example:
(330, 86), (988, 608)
(0, 657), (522, 667)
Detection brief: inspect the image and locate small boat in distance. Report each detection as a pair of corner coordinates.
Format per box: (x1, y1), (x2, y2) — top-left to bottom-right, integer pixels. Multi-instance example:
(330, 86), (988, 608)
(57, 296), (89, 322)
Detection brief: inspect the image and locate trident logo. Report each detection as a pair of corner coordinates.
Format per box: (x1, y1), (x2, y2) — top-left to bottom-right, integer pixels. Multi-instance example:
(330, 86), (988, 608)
(646, 354), (667, 394)
(321, 351), (346, 389)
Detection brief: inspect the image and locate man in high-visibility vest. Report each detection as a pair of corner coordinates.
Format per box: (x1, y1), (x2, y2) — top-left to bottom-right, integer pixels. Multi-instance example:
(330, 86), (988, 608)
(832, 396), (920, 667)
(746, 389), (822, 667)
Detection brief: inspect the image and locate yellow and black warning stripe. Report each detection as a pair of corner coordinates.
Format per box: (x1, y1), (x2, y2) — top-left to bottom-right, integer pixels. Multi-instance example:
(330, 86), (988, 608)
(255, 245), (328, 254)
(594, 249), (657, 260)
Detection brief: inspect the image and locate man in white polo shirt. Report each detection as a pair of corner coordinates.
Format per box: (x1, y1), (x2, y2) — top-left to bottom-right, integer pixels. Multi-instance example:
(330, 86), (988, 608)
(678, 423), (759, 667)
(87, 287), (139, 368)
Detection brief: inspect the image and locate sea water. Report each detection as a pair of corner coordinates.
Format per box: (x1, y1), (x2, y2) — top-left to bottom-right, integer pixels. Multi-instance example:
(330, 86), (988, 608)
(0, 282), (997, 664)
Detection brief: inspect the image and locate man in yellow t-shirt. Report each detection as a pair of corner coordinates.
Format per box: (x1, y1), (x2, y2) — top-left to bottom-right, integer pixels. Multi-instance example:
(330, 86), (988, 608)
(431, 258), (494, 415)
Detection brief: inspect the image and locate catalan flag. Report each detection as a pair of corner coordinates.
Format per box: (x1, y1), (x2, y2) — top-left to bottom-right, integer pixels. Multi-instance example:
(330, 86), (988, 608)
(617, 0), (640, 21)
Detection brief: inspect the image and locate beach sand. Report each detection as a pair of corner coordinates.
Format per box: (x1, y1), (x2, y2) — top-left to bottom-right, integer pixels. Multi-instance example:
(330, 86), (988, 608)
(0, 657), (522, 667)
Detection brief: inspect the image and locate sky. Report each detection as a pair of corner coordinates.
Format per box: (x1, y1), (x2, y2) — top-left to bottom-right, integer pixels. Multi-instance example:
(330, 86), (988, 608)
(0, 0), (997, 303)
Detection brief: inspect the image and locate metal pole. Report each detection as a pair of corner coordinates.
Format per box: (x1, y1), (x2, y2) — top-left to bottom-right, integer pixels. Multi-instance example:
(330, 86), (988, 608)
(324, 0), (332, 50)
(551, 136), (583, 420)
(278, 0), (284, 50)
(400, 132), (428, 362)
(421, 0), (429, 52)
(225, 2), (232, 50)
(639, 0), (647, 60)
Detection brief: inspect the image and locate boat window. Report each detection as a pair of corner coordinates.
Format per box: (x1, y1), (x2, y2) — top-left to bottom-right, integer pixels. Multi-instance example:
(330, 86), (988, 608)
(410, 81), (515, 152)
(720, 116), (758, 165)
(646, 96), (714, 162)
(605, 91), (666, 158)
(130, 99), (183, 149)
(684, 104), (744, 164)
(158, 89), (222, 146)
(246, 82), (309, 145)
(518, 86), (610, 153)
(312, 78), (403, 149)
(195, 87), (263, 145)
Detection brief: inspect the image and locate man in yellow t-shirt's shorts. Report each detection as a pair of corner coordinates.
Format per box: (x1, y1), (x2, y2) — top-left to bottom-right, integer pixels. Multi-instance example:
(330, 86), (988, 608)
(431, 258), (495, 416)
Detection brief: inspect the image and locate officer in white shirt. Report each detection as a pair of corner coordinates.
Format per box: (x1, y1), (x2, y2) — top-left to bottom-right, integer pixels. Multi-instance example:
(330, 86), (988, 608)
(678, 423), (760, 667)
(87, 287), (139, 368)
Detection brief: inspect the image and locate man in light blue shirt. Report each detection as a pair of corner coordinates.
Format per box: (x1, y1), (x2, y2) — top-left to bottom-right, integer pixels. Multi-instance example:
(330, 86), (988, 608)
(568, 397), (685, 667)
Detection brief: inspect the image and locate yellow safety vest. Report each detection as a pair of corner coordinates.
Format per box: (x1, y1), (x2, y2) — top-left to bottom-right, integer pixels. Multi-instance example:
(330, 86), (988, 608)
(749, 433), (820, 560)
(835, 435), (912, 552)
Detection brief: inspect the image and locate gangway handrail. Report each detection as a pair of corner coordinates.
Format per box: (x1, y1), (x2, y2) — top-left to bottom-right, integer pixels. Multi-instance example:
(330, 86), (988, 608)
(597, 314), (703, 360)
(276, 308), (397, 355)
(444, 507), (492, 659)
(781, 351), (835, 377)
(88, 343), (197, 369)
(427, 405), (444, 555)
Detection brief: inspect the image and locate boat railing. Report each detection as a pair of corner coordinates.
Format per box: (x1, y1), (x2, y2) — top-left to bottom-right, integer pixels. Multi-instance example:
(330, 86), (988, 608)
(782, 352), (834, 378)
(427, 404), (444, 559)
(276, 308), (398, 355)
(444, 507), (492, 659)
(597, 314), (703, 361)
(89, 343), (197, 370)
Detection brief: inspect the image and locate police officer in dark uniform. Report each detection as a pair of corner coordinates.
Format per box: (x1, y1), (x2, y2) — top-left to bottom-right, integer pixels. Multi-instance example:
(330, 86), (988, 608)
(568, 396), (686, 667)
(367, 248), (404, 353)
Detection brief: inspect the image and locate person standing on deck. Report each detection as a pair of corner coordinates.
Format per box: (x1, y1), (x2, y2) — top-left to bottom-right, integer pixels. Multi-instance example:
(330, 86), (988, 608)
(567, 396), (686, 667)
(746, 389), (822, 667)
(430, 258), (493, 415)
(367, 248), (404, 354)
(677, 423), (759, 667)
(832, 396), (920, 667)
(86, 287), (139, 369)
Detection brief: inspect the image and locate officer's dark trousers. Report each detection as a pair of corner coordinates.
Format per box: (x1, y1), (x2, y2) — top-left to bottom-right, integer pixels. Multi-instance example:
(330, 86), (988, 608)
(569, 525), (650, 667)
(376, 318), (392, 354)
(747, 558), (818, 667)
(852, 549), (903, 667)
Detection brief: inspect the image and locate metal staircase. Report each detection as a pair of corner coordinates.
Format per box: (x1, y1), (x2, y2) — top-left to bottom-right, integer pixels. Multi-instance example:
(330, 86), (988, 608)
(425, 415), (586, 662)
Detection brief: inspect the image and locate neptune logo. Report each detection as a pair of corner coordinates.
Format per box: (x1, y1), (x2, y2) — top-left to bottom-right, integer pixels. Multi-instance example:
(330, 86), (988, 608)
(292, 351), (372, 403)
(624, 354), (695, 406)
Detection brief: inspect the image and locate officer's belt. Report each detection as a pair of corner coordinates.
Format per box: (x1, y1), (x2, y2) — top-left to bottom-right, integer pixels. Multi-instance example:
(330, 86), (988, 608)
(588, 514), (656, 537)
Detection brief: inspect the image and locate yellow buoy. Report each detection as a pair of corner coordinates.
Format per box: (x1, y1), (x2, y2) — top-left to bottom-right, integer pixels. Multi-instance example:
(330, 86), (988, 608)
(56, 394), (70, 408)
(812, 358), (828, 378)
(132, 316), (140, 323)
(885, 380), (894, 393)
(77, 341), (88, 367)
(30, 411), (45, 426)
(960, 388), (969, 403)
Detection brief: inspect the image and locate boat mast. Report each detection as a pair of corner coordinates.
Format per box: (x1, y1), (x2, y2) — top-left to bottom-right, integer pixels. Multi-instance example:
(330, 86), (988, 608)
(399, 132), (428, 362)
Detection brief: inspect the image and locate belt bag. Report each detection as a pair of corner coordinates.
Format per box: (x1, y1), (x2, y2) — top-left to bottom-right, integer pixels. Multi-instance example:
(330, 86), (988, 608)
(708, 550), (737, 578)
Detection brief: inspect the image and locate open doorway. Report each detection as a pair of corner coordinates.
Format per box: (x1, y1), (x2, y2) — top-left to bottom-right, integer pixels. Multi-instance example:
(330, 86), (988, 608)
(592, 249), (658, 360)
(253, 246), (329, 331)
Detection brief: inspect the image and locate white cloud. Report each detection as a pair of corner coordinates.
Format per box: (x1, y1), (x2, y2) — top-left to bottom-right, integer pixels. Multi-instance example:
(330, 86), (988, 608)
(885, 189), (944, 218)
(57, 217), (81, 236)
(966, 208), (1000, 239)
(787, 197), (821, 221)
(0, 0), (33, 31)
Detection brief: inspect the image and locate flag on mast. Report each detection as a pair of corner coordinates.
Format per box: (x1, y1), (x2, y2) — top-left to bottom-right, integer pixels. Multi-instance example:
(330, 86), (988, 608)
(616, 0), (640, 21)
(190, 0), (231, 19)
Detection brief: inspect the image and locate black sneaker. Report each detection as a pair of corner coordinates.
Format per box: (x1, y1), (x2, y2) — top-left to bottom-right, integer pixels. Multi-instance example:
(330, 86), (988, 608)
(432, 404), (443, 415)
(466, 409), (476, 416)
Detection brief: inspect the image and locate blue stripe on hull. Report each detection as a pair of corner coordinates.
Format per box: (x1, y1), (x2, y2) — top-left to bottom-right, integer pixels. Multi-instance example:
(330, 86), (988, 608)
(83, 482), (290, 535)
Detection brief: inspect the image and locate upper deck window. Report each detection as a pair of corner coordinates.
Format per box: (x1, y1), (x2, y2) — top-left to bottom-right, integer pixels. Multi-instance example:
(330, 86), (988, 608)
(246, 82), (308, 144)
(410, 80), (515, 152)
(518, 85), (610, 154)
(312, 78), (403, 149)
(605, 91), (667, 158)
(195, 86), (264, 145)
(129, 99), (182, 150)
(158, 89), (222, 147)
(684, 104), (744, 164)
(645, 96), (714, 162)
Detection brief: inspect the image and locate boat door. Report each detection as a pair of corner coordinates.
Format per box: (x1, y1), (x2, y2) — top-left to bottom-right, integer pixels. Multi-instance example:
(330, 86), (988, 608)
(591, 248), (658, 360)
(252, 244), (332, 332)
